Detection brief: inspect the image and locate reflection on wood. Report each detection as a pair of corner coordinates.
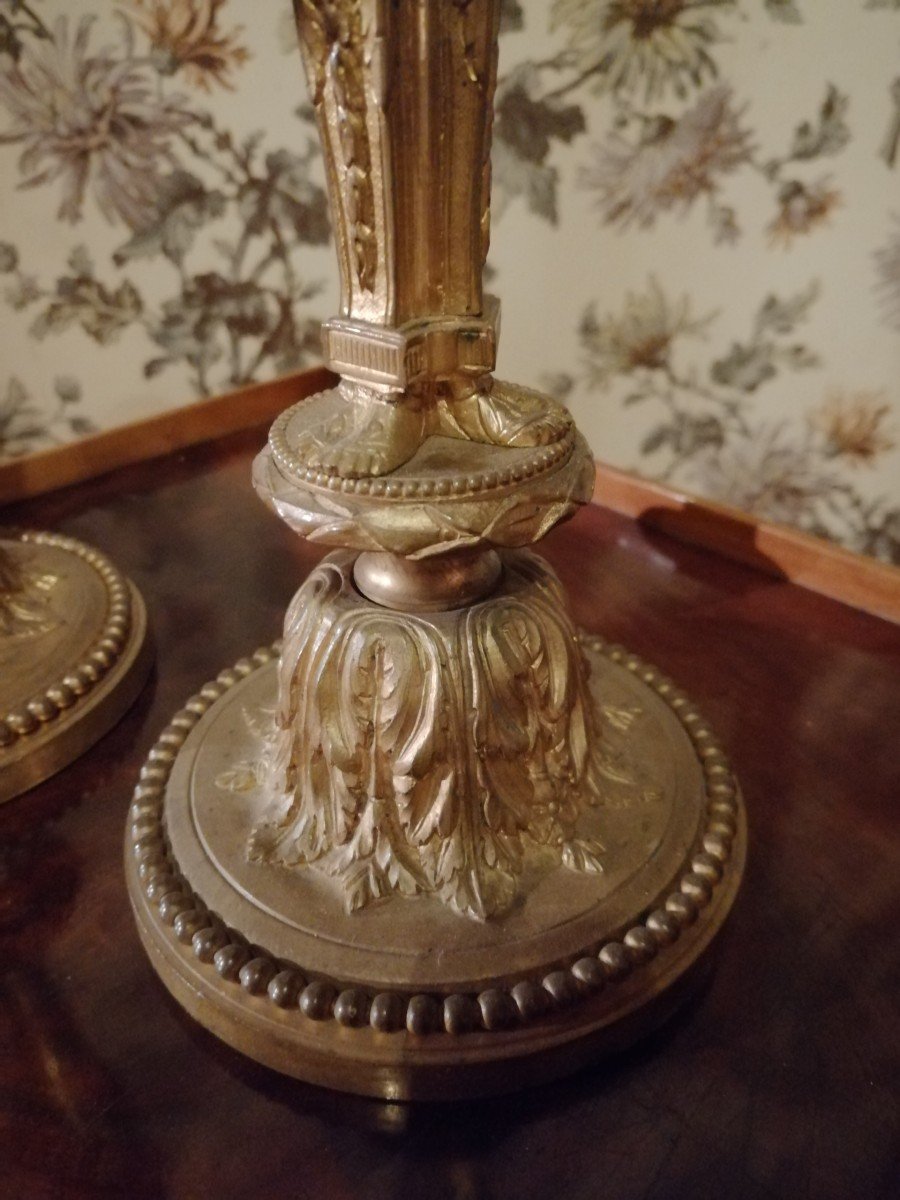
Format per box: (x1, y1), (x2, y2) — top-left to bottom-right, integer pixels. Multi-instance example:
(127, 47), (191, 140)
(594, 461), (900, 624)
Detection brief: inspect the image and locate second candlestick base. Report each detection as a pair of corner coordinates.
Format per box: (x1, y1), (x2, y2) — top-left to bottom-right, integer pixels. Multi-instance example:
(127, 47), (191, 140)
(2, 529), (151, 803)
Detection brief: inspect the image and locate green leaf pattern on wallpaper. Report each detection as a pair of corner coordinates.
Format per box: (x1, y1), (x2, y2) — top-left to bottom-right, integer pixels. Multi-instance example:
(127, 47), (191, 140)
(0, 0), (898, 566)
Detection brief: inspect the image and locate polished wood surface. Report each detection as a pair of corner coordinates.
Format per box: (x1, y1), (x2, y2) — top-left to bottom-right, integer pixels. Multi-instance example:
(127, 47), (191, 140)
(1, 428), (897, 1199)
(0, 367), (335, 505)
(594, 460), (900, 624)
(6, 354), (895, 623)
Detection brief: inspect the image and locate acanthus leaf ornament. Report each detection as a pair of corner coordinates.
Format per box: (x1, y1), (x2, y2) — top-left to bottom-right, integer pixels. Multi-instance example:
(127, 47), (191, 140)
(294, 0), (384, 313)
(245, 553), (605, 920)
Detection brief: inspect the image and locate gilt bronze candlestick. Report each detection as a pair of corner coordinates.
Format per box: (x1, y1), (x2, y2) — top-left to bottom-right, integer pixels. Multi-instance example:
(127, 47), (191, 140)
(126, 0), (745, 1099)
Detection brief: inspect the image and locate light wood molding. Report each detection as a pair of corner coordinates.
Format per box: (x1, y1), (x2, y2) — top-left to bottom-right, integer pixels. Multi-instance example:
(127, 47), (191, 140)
(0, 367), (336, 506)
(593, 461), (900, 625)
(1, 381), (896, 623)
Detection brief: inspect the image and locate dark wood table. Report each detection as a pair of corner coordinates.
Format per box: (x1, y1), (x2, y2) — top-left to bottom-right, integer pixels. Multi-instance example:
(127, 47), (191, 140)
(2, 428), (898, 1200)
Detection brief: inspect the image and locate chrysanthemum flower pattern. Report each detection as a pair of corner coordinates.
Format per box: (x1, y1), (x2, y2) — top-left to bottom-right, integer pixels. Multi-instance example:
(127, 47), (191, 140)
(579, 86), (752, 235)
(550, 0), (736, 102)
(0, 5), (329, 426)
(128, 0), (250, 92)
(0, 16), (190, 228)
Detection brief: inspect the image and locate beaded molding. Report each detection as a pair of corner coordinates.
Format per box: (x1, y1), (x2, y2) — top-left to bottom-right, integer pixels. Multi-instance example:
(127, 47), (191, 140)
(0, 530), (133, 749)
(130, 638), (741, 1037)
(268, 393), (577, 499)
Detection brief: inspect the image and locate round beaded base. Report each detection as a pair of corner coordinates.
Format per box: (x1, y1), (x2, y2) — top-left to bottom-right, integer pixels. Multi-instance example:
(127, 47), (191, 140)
(1, 530), (152, 804)
(125, 637), (745, 1100)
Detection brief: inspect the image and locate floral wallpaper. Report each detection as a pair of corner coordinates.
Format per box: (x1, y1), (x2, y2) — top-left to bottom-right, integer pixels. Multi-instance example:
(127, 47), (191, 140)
(490, 0), (900, 563)
(1, 1), (899, 565)
(0, 0), (332, 449)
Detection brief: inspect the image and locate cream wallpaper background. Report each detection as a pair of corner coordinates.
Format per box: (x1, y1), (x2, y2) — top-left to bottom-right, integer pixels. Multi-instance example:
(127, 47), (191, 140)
(1, 1), (898, 564)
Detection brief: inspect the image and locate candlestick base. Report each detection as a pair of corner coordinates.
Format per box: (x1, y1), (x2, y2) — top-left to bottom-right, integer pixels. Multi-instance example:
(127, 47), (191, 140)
(125, 623), (744, 1100)
(1, 529), (151, 804)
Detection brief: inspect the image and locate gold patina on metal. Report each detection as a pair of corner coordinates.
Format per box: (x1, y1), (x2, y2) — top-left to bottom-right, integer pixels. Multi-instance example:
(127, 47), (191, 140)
(1, 529), (151, 803)
(126, 0), (745, 1098)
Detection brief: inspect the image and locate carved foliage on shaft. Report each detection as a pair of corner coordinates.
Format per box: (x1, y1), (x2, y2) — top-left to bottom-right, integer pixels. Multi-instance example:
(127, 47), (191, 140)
(294, 0), (380, 306)
(294, 1), (502, 325)
(248, 553), (604, 920)
(474, 0), (500, 278)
